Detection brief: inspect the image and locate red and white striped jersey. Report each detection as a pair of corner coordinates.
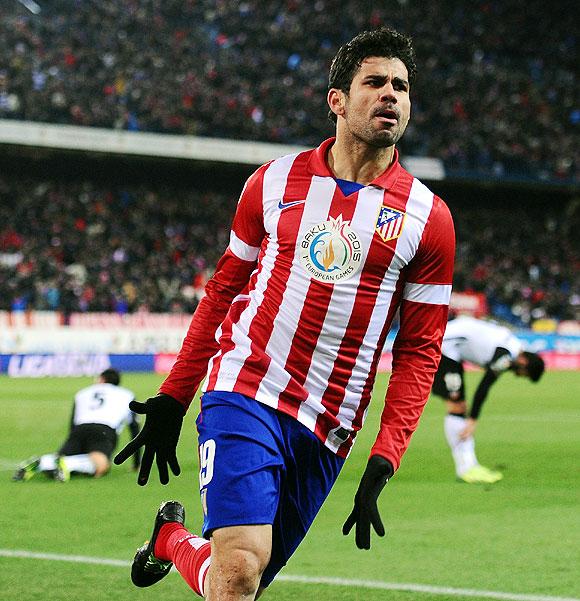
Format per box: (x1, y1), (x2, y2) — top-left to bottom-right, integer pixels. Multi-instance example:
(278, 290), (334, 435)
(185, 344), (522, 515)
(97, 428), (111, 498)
(161, 138), (455, 469)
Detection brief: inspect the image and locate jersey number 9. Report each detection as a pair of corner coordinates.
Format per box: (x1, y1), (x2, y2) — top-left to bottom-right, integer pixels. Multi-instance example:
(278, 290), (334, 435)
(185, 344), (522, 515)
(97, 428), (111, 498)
(199, 439), (216, 488)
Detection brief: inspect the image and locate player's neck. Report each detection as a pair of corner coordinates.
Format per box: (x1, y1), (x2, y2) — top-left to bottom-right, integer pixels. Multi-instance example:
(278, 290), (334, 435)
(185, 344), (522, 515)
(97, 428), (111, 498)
(327, 134), (395, 185)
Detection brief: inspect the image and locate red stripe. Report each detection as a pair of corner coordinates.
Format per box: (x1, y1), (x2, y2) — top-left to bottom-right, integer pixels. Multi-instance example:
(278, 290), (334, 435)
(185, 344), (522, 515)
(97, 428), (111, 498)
(207, 244), (265, 390)
(276, 278), (333, 419)
(234, 151), (313, 399)
(336, 275), (406, 456)
(206, 297), (250, 390)
(276, 184), (347, 418)
(313, 172), (416, 444)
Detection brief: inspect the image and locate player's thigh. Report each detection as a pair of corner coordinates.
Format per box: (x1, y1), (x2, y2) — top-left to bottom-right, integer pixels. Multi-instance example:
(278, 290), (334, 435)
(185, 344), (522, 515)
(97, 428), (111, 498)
(261, 413), (344, 587)
(81, 423), (117, 458)
(433, 356), (465, 401)
(211, 524), (272, 572)
(446, 398), (467, 412)
(196, 392), (284, 538)
(58, 428), (83, 456)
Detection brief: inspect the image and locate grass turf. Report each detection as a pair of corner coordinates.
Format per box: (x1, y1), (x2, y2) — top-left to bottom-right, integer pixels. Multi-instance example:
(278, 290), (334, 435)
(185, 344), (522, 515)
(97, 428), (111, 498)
(0, 370), (578, 600)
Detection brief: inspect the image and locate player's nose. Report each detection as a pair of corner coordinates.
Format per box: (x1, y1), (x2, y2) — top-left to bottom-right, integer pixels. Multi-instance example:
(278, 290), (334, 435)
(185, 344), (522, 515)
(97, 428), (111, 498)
(378, 83), (397, 102)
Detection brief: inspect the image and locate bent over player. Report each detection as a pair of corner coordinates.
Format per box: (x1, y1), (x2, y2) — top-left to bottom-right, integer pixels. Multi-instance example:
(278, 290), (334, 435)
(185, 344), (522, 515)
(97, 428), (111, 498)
(13, 368), (139, 482)
(432, 316), (545, 483)
(115, 27), (455, 600)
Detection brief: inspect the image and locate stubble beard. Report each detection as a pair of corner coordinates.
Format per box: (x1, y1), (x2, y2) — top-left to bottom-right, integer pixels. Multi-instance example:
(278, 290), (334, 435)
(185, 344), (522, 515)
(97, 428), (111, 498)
(349, 114), (406, 149)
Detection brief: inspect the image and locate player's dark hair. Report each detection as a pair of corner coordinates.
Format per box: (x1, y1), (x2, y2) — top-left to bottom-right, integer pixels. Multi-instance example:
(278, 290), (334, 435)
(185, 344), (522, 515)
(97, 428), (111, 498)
(522, 352), (545, 382)
(101, 368), (121, 386)
(328, 27), (417, 123)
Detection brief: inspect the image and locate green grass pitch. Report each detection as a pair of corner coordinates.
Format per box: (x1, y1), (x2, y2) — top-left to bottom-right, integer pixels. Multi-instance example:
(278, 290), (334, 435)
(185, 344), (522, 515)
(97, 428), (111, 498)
(0, 370), (578, 601)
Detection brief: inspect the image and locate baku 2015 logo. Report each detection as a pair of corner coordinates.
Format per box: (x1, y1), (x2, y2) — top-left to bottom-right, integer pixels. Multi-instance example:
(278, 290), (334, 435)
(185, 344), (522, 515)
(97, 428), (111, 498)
(299, 215), (363, 283)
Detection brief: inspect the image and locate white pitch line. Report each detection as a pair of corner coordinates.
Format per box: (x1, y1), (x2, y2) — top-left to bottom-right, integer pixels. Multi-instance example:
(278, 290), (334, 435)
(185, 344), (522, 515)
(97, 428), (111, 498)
(0, 548), (578, 601)
(0, 458), (20, 471)
(275, 575), (580, 601)
(0, 549), (129, 567)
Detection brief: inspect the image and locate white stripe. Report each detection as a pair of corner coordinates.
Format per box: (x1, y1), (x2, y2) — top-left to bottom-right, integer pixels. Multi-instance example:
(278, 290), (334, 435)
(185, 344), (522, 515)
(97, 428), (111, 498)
(403, 282), (452, 305)
(0, 458), (20, 471)
(392, 217), (403, 238)
(229, 231), (260, 262)
(186, 536), (209, 551)
(392, 178), (434, 267)
(298, 186), (383, 435)
(0, 548), (129, 567)
(276, 574), (579, 601)
(335, 178), (435, 444)
(1, 549), (577, 601)
(255, 175), (337, 406)
(211, 153), (295, 391)
(198, 555), (211, 596)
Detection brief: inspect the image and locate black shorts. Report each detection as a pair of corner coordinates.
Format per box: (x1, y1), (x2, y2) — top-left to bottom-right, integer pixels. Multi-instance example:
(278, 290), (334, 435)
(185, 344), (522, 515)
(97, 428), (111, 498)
(432, 355), (465, 401)
(59, 423), (118, 459)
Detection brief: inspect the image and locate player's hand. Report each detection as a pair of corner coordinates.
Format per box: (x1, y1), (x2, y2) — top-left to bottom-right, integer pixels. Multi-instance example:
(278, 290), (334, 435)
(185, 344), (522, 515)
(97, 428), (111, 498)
(459, 418), (477, 440)
(342, 455), (394, 550)
(114, 393), (185, 486)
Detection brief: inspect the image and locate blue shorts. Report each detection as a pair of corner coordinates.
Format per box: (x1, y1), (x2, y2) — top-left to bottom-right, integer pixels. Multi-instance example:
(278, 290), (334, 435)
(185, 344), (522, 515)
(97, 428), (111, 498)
(196, 391), (344, 586)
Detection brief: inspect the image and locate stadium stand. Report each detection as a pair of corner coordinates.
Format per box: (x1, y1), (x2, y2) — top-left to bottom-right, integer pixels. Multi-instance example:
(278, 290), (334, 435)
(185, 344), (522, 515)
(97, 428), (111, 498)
(0, 174), (577, 325)
(0, 0), (577, 183)
(0, 176), (230, 314)
(0, 1), (578, 329)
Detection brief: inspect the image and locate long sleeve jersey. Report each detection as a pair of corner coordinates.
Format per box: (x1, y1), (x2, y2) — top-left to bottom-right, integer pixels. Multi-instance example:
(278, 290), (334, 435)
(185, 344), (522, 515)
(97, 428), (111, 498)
(160, 138), (455, 469)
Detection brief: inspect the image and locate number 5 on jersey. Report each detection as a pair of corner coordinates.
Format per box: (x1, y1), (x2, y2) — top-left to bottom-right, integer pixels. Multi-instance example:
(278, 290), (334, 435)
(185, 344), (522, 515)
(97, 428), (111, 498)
(199, 439), (216, 488)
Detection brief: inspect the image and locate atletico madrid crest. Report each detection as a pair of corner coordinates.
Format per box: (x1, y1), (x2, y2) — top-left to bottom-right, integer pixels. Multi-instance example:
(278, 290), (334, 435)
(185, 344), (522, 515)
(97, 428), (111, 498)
(375, 205), (406, 242)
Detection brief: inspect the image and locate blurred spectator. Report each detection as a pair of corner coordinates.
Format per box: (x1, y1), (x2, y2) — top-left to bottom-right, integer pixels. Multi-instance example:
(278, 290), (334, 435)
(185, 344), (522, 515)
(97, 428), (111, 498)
(0, 176), (232, 315)
(0, 175), (577, 325)
(451, 199), (579, 326)
(0, 0), (577, 183)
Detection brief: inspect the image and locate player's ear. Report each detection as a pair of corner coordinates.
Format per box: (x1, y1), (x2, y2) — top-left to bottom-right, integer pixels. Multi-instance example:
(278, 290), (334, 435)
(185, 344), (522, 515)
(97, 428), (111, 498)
(327, 88), (346, 119)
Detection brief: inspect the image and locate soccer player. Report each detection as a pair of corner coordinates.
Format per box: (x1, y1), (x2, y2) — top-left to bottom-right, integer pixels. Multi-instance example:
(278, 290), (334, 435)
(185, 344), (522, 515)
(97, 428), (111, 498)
(13, 368), (139, 482)
(432, 316), (545, 484)
(115, 27), (455, 600)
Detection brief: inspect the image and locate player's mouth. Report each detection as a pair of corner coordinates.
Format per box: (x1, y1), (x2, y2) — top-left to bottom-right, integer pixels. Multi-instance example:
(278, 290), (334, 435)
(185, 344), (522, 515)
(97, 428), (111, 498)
(373, 107), (399, 126)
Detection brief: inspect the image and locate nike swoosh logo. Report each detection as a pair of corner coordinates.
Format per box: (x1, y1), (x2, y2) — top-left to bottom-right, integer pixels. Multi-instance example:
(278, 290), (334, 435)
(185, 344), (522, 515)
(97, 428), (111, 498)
(278, 199), (306, 210)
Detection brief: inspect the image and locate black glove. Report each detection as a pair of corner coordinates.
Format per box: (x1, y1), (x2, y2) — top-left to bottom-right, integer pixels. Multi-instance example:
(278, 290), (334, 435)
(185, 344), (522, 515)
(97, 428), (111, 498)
(342, 455), (394, 550)
(114, 393), (185, 486)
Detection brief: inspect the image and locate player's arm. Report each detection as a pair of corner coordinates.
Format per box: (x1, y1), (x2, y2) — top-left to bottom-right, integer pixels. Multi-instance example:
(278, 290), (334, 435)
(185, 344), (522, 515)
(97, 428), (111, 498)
(158, 165), (269, 408)
(67, 399), (76, 433)
(468, 346), (511, 421)
(127, 402), (141, 470)
(114, 164), (269, 485)
(344, 196), (455, 549)
(68, 395), (77, 436)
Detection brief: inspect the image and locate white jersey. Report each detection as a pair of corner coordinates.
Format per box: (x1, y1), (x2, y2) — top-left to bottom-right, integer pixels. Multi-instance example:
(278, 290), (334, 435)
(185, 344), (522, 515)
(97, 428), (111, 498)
(441, 316), (522, 367)
(73, 383), (135, 433)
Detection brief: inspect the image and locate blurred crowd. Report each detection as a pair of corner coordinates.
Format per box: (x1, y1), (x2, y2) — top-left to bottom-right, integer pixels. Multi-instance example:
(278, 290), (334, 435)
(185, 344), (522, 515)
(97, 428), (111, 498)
(452, 201), (579, 326)
(0, 177), (578, 326)
(0, 177), (231, 315)
(1, 0), (578, 183)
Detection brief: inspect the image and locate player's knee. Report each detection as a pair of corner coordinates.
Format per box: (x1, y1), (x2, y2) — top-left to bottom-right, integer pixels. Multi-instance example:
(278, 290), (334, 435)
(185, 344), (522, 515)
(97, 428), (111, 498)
(446, 399), (466, 413)
(210, 527), (271, 595)
(93, 465), (109, 478)
(222, 547), (266, 594)
(89, 452), (110, 477)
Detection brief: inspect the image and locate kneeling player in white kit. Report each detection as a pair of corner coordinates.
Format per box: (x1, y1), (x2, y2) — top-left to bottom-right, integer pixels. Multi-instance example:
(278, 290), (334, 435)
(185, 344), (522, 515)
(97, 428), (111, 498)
(13, 368), (140, 482)
(432, 316), (545, 484)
